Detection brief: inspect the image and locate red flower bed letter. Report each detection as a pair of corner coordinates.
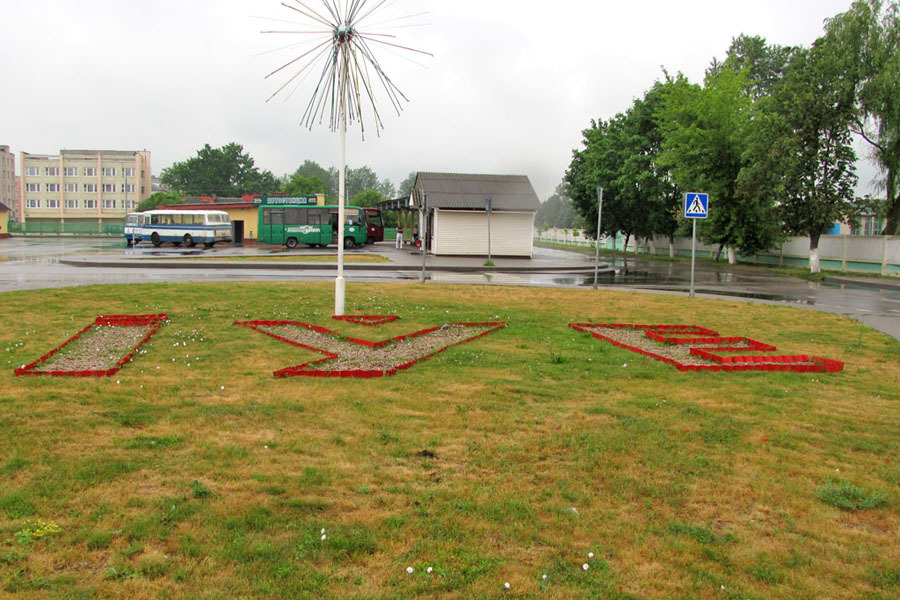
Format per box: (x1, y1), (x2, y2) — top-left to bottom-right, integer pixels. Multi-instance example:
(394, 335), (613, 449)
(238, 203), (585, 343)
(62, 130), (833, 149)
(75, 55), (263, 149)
(569, 323), (843, 373)
(15, 314), (168, 378)
(236, 318), (506, 378)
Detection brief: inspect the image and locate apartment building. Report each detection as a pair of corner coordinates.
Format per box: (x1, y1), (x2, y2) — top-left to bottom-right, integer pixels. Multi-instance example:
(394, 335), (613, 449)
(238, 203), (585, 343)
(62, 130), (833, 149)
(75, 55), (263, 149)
(0, 146), (14, 221)
(18, 149), (151, 224)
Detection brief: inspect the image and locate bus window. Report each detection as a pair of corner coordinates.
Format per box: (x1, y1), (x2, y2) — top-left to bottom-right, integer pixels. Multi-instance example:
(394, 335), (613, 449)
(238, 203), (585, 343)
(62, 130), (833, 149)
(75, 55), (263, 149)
(308, 207), (326, 224)
(285, 207), (307, 225)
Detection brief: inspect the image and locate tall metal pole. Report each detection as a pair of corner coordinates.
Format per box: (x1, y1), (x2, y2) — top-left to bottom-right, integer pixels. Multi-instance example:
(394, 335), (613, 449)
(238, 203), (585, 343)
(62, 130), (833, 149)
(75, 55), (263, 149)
(420, 192), (427, 282)
(334, 55), (347, 316)
(486, 197), (492, 264)
(690, 218), (697, 299)
(593, 186), (603, 289)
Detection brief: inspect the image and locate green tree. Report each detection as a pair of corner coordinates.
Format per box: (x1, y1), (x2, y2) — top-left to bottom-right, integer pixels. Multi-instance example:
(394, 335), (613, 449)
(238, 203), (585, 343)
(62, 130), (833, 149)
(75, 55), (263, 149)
(160, 143), (280, 197)
(741, 44), (859, 273)
(398, 172), (417, 197)
(536, 184), (581, 229)
(823, 0), (900, 234)
(657, 69), (781, 262)
(351, 189), (388, 207)
(566, 114), (628, 249)
(618, 82), (682, 255)
(282, 173), (324, 196)
(709, 34), (800, 100)
(137, 191), (181, 212)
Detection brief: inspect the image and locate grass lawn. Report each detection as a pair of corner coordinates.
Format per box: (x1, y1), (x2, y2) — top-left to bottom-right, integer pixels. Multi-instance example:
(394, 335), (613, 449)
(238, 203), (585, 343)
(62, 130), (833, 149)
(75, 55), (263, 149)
(1, 282), (899, 599)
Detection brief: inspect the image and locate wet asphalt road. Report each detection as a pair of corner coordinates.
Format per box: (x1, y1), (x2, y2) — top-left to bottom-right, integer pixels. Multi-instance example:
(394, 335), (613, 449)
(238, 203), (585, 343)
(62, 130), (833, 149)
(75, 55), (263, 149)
(1, 237), (898, 340)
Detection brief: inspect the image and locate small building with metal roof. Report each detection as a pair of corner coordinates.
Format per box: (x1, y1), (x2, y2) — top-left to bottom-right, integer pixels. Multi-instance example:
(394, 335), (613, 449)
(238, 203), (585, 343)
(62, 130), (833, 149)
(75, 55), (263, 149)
(404, 172), (540, 257)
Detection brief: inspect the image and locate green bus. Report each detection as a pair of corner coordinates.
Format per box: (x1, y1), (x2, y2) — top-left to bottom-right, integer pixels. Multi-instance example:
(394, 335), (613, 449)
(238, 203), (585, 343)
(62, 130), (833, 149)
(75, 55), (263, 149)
(257, 203), (368, 249)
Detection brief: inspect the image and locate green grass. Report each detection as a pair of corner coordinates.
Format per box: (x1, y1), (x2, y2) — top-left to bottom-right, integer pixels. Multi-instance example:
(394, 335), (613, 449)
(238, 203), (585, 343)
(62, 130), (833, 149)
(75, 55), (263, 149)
(815, 480), (891, 510)
(0, 281), (898, 598)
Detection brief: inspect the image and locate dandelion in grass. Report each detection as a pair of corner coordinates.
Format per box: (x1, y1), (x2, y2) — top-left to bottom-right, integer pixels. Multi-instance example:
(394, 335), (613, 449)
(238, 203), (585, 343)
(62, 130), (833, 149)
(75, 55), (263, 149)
(406, 566), (413, 574)
(583, 563), (590, 571)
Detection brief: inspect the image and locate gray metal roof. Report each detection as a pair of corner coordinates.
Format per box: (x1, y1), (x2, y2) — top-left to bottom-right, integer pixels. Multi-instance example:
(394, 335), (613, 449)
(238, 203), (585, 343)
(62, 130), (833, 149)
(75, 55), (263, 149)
(411, 172), (540, 211)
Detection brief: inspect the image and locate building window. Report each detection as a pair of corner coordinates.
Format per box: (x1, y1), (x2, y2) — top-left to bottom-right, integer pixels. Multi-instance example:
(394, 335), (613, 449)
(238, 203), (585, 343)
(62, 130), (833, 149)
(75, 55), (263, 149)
(25, 166), (39, 176)
(102, 183), (116, 193)
(46, 183), (60, 192)
(102, 167), (116, 177)
(64, 183), (78, 193)
(25, 183), (40, 192)
(46, 199), (59, 209)
(64, 167), (78, 177)
(121, 183), (135, 193)
(84, 167), (96, 177)
(65, 199), (79, 209)
(26, 199), (40, 208)
(103, 199), (117, 209)
(84, 183), (97, 193)
(123, 167), (136, 177)
(123, 199), (136, 210)
(84, 199), (97, 209)
(45, 167), (59, 177)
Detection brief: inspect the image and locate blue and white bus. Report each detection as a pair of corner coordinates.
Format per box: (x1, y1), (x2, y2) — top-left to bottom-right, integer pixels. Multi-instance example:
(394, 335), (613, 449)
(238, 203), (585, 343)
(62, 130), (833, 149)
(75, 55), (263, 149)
(140, 210), (233, 248)
(124, 212), (147, 246)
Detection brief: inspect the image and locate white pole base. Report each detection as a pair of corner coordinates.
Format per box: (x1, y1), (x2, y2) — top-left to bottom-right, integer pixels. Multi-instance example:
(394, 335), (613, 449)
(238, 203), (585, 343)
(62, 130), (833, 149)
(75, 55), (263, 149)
(334, 276), (345, 316)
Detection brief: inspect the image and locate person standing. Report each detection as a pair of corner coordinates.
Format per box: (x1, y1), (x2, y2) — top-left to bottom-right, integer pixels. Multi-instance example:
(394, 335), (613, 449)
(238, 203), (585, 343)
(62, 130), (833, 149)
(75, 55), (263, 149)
(395, 224), (404, 249)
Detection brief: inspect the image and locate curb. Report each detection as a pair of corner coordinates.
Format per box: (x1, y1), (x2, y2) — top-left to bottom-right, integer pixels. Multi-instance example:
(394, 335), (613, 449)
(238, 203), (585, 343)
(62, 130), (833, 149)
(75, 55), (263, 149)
(60, 258), (609, 275)
(824, 276), (900, 293)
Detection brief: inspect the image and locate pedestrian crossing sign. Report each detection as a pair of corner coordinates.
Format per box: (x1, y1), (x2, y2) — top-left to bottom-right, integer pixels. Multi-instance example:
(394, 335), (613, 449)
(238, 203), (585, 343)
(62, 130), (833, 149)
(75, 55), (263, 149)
(684, 193), (709, 219)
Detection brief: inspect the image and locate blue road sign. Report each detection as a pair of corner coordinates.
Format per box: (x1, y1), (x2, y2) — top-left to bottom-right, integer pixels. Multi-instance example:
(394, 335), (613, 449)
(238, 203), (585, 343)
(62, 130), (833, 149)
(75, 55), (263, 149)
(684, 193), (709, 219)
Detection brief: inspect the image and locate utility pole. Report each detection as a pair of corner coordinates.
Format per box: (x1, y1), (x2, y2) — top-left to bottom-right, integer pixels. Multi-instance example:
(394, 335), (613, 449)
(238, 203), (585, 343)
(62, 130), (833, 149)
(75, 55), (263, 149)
(593, 186), (603, 289)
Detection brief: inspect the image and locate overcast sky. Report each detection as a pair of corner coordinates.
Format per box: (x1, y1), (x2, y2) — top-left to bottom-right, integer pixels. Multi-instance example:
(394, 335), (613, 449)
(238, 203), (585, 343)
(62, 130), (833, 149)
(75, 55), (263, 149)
(0, 0), (876, 199)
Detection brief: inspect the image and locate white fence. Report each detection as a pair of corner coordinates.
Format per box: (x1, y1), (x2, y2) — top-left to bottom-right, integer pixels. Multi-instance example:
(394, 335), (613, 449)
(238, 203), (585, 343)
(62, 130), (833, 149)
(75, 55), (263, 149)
(535, 228), (900, 276)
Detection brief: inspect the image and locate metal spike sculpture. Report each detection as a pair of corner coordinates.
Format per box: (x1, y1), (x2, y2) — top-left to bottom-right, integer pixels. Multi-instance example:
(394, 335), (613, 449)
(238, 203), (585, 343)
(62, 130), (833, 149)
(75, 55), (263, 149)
(263, 0), (430, 316)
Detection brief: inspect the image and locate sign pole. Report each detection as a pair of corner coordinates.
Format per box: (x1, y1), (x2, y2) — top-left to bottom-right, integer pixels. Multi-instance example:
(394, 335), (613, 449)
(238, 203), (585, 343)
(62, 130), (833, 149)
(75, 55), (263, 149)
(486, 197), (492, 264)
(684, 192), (709, 300)
(593, 186), (603, 290)
(420, 192), (427, 282)
(690, 218), (697, 299)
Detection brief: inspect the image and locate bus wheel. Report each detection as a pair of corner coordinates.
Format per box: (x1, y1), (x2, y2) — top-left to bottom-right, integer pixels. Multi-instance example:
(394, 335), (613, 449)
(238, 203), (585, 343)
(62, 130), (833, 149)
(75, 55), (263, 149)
(286, 237), (299, 249)
(151, 232), (161, 247)
(183, 234), (195, 247)
(344, 237), (355, 249)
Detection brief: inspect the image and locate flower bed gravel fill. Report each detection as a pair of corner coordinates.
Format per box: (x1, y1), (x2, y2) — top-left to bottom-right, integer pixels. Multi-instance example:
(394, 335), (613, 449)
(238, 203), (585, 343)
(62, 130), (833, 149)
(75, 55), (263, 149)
(569, 323), (843, 373)
(15, 314), (168, 377)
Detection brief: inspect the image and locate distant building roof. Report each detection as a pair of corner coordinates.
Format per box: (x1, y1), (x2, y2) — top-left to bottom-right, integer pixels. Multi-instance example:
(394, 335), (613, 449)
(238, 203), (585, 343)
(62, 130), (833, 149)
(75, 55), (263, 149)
(412, 173), (540, 211)
(0, 201), (10, 212)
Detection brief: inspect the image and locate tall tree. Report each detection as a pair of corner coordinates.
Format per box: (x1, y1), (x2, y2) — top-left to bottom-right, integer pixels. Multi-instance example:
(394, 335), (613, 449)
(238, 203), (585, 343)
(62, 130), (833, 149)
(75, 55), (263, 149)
(160, 143), (280, 197)
(536, 183), (581, 230)
(824, 0), (900, 234)
(566, 114), (629, 248)
(282, 173), (325, 196)
(709, 34), (800, 100)
(295, 160), (336, 198)
(618, 82), (682, 255)
(398, 172), (417, 197)
(741, 44), (859, 273)
(657, 69), (781, 262)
